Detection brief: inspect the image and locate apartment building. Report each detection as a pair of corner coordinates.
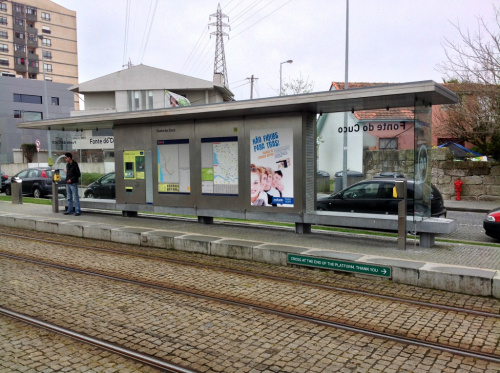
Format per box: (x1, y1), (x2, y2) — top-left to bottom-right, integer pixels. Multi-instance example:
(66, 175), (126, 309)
(0, 0), (77, 85)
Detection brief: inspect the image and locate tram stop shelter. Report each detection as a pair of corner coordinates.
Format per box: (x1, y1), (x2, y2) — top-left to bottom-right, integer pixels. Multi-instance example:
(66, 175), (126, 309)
(18, 81), (459, 247)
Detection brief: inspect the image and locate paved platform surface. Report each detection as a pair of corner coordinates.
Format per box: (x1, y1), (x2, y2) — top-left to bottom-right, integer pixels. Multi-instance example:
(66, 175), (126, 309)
(0, 200), (499, 298)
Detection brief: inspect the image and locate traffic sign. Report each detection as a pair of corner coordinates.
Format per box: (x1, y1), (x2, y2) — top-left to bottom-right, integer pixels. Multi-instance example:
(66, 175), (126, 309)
(36, 139), (41, 152)
(288, 254), (392, 278)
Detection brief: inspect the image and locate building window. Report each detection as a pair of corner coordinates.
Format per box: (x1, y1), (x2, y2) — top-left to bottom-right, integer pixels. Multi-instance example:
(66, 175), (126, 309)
(28, 59), (38, 68)
(42, 38), (51, 47)
(27, 33), (36, 42)
(0, 43), (7, 52)
(380, 138), (398, 150)
(0, 2), (6, 12)
(51, 97), (59, 106)
(41, 26), (51, 34)
(15, 32), (25, 39)
(148, 90), (153, 109)
(43, 63), (52, 72)
(14, 44), (25, 52)
(0, 16), (7, 25)
(134, 91), (140, 110)
(43, 50), (52, 59)
(28, 73), (37, 79)
(15, 57), (25, 65)
(1, 72), (15, 77)
(13, 4), (23, 13)
(0, 58), (8, 66)
(0, 31), (7, 39)
(26, 7), (36, 16)
(14, 93), (43, 104)
(14, 17), (24, 26)
(14, 111), (43, 120)
(41, 12), (50, 21)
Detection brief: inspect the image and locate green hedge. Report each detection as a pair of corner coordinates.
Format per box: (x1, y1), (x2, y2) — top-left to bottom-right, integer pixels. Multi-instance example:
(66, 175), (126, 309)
(81, 173), (103, 187)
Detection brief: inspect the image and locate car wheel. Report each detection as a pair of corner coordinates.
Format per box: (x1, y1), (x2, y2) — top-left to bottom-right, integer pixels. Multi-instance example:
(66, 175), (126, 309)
(5, 186), (11, 196)
(86, 192), (95, 199)
(33, 188), (42, 198)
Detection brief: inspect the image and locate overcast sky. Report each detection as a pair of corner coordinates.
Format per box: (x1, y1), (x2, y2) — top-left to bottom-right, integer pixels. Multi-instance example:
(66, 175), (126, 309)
(53, 0), (497, 101)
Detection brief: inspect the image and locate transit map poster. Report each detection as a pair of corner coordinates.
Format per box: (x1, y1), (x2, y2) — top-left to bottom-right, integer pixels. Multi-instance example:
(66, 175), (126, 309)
(157, 139), (190, 193)
(250, 128), (293, 207)
(201, 136), (238, 195)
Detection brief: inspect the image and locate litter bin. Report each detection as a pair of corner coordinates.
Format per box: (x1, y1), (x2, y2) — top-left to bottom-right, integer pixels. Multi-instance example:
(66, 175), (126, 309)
(317, 170), (330, 193)
(11, 177), (22, 204)
(333, 170), (363, 193)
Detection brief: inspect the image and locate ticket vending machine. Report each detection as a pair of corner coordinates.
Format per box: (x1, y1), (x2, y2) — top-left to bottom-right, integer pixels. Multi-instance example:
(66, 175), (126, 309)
(120, 150), (152, 210)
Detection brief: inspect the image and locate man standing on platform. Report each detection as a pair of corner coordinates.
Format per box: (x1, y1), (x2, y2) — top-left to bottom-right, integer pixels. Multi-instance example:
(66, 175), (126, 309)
(64, 152), (81, 216)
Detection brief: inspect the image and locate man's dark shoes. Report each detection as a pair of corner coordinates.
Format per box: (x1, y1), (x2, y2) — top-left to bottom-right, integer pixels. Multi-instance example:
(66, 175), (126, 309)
(63, 211), (73, 215)
(75, 213), (81, 216)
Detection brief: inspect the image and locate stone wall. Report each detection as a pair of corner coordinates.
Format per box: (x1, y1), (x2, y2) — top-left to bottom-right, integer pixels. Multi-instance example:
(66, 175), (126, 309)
(363, 148), (500, 202)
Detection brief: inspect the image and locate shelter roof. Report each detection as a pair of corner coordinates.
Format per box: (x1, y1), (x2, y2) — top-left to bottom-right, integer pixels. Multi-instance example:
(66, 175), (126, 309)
(18, 80), (458, 132)
(331, 82), (414, 121)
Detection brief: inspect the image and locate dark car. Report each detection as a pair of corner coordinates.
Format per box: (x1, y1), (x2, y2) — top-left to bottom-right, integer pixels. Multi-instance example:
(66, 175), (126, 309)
(317, 178), (447, 218)
(484, 208), (500, 239)
(84, 172), (115, 199)
(5, 167), (67, 198)
(1, 171), (8, 193)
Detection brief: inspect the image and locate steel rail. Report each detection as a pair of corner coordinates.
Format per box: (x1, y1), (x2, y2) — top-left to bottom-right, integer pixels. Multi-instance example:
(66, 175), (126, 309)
(2, 251), (500, 365)
(0, 306), (197, 373)
(0, 231), (498, 319)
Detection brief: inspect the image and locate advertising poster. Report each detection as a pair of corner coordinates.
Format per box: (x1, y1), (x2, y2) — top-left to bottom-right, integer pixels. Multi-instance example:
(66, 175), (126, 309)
(250, 128), (293, 207)
(201, 137), (238, 195)
(164, 90), (191, 108)
(157, 139), (190, 193)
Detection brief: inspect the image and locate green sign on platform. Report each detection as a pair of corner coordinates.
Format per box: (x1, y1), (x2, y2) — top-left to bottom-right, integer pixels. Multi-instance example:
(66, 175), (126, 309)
(288, 254), (392, 278)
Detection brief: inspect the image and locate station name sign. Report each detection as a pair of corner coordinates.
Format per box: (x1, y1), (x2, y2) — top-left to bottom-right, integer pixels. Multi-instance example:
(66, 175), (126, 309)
(288, 254), (391, 278)
(338, 121), (407, 134)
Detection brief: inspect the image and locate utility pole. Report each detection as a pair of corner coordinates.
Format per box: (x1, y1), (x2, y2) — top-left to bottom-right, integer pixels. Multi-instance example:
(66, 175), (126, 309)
(209, 3), (230, 88)
(246, 75), (258, 99)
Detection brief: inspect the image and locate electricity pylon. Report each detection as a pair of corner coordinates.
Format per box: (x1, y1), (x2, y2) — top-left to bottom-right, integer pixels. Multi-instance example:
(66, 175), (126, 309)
(209, 3), (230, 88)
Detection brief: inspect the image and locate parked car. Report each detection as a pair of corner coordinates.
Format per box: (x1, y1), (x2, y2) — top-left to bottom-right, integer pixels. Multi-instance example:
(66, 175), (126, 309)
(317, 178), (447, 217)
(1, 171), (8, 193)
(4, 167), (67, 198)
(84, 172), (115, 199)
(484, 208), (500, 239)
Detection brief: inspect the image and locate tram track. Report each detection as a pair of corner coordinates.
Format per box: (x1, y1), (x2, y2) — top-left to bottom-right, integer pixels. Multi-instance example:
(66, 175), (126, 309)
(1, 230), (498, 318)
(1, 248), (499, 365)
(0, 306), (196, 373)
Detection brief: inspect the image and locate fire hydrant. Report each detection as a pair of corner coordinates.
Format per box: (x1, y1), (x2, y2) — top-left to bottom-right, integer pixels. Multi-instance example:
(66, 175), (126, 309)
(454, 178), (463, 201)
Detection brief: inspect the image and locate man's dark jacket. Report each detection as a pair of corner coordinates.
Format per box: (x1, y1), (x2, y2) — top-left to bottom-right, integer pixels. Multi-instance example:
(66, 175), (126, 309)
(66, 160), (81, 184)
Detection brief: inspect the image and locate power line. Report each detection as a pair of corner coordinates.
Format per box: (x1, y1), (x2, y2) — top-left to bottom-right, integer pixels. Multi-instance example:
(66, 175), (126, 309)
(139, 0), (159, 63)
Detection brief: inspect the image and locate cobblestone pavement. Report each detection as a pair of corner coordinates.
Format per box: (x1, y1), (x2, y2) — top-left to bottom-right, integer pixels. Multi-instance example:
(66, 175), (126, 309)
(1, 234), (500, 372)
(0, 316), (159, 373)
(4, 226), (500, 314)
(1, 233), (499, 357)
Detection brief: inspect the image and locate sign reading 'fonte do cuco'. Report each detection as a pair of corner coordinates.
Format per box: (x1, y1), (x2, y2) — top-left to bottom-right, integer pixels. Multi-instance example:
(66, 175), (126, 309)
(288, 254), (392, 278)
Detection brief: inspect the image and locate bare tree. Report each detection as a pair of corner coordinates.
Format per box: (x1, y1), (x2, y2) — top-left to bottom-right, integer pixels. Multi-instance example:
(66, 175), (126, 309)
(275, 73), (315, 96)
(438, 7), (500, 84)
(436, 6), (500, 158)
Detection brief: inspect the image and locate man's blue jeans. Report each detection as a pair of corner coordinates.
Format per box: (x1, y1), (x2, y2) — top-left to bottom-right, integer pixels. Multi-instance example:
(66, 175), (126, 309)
(67, 183), (81, 214)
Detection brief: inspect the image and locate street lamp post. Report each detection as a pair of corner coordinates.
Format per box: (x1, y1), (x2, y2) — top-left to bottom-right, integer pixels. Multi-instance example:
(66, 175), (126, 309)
(280, 60), (293, 96)
(38, 34), (52, 166)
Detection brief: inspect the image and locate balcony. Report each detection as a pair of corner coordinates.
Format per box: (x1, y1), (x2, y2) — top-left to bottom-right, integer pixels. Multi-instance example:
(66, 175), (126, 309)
(13, 23), (25, 33)
(14, 64), (27, 73)
(27, 39), (37, 48)
(26, 26), (37, 35)
(14, 37), (26, 46)
(26, 12), (37, 22)
(28, 65), (39, 74)
(14, 49), (26, 58)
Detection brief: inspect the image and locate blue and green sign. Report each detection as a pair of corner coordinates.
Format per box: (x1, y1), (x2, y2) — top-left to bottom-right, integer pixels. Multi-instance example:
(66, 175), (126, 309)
(288, 254), (391, 278)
